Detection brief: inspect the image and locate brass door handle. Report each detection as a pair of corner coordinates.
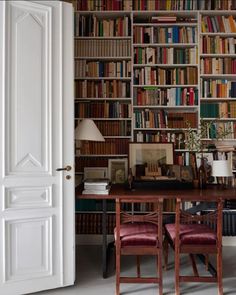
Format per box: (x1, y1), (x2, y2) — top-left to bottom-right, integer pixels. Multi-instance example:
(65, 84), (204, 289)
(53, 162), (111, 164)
(56, 165), (72, 171)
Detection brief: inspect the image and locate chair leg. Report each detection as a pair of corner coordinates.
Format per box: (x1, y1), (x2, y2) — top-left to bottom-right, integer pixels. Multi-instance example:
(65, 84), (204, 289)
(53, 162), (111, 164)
(175, 247), (180, 295)
(163, 237), (169, 271)
(217, 247), (223, 295)
(158, 251), (163, 295)
(116, 249), (120, 295)
(136, 255), (141, 277)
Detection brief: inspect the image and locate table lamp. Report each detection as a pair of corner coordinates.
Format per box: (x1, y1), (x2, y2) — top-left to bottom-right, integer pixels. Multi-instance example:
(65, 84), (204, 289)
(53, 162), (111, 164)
(75, 119), (105, 155)
(75, 118), (105, 142)
(212, 160), (233, 187)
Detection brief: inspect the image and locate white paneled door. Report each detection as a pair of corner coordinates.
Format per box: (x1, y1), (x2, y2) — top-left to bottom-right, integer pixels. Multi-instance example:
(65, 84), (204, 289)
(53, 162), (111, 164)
(0, 1), (74, 294)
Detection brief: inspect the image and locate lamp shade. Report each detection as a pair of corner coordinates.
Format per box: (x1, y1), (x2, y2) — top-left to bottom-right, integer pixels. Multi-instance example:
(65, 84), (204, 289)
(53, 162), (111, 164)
(75, 119), (105, 142)
(212, 160), (233, 177)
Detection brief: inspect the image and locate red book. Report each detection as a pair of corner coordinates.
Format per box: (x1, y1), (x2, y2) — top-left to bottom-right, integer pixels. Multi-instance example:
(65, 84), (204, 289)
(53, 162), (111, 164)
(189, 88), (194, 105)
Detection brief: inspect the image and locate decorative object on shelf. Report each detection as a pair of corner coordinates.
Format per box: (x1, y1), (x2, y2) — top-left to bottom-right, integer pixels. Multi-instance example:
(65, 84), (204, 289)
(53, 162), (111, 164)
(127, 168), (134, 190)
(212, 160), (233, 188)
(108, 158), (128, 184)
(198, 157), (207, 189)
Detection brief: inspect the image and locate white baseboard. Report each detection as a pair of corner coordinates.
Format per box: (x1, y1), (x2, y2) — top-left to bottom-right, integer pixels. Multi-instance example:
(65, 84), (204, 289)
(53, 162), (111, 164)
(76, 235), (236, 246)
(223, 236), (236, 246)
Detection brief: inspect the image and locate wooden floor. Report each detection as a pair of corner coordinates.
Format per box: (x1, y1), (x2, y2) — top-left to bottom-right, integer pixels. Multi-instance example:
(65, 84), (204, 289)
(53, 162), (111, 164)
(38, 245), (236, 295)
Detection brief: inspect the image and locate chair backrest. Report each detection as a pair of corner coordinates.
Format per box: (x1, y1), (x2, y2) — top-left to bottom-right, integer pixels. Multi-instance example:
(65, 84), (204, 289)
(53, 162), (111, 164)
(115, 197), (163, 247)
(175, 198), (223, 248)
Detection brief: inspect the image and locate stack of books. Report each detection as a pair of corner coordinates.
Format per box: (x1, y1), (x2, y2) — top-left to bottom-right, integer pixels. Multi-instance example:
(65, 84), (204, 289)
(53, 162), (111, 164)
(82, 178), (111, 195)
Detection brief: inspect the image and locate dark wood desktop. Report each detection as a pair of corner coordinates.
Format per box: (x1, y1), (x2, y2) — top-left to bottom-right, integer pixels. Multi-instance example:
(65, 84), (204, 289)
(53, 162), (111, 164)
(76, 184), (236, 278)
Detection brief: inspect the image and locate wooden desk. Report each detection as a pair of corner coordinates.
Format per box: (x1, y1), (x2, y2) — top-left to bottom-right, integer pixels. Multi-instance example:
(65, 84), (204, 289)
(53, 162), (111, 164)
(76, 184), (236, 278)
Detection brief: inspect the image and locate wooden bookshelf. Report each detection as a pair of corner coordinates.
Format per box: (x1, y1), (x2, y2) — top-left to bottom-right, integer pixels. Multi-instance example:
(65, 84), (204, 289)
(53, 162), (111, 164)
(200, 11), (236, 140)
(72, 1), (236, 235)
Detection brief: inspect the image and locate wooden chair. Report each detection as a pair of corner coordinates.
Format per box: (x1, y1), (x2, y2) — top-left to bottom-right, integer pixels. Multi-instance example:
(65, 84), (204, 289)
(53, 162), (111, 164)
(164, 198), (223, 295)
(114, 197), (163, 295)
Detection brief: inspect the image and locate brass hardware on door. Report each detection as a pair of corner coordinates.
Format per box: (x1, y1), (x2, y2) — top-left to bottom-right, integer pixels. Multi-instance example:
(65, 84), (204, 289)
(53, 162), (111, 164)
(66, 175), (71, 180)
(56, 165), (72, 171)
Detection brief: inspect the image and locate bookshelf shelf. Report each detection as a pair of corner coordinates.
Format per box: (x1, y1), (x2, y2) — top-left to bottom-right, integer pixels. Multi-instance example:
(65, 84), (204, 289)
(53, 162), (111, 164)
(200, 54), (236, 57)
(73, 2), (236, 236)
(75, 77), (131, 80)
(200, 98), (236, 101)
(133, 64), (198, 67)
(200, 33), (236, 36)
(133, 105), (198, 109)
(134, 128), (198, 131)
(75, 97), (132, 101)
(133, 84), (198, 88)
(133, 23), (197, 27)
(75, 117), (132, 121)
(133, 43), (198, 47)
(74, 36), (132, 40)
(200, 74), (236, 79)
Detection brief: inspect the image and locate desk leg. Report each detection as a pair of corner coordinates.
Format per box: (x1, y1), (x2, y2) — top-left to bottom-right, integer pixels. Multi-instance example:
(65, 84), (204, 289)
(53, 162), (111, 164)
(102, 199), (107, 278)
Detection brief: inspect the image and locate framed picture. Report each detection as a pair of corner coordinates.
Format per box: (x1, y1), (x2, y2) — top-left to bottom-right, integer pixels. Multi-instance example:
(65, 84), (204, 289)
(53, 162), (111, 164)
(108, 159), (128, 184)
(196, 152), (216, 184)
(84, 167), (108, 180)
(129, 143), (174, 178)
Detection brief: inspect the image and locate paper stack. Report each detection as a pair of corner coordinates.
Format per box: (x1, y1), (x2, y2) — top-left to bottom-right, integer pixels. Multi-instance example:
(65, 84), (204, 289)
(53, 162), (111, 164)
(82, 178), (111, 195)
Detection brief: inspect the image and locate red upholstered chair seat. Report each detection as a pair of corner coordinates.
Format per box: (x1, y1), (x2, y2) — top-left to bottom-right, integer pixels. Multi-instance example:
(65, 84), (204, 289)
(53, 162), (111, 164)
(165, 223), (217, 245)
(115, 222), (159, 247)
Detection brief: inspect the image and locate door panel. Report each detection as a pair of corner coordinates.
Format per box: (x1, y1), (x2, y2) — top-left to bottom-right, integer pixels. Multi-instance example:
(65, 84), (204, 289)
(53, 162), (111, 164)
(0, 1), (74, 294)
(7, 1), (51, 175)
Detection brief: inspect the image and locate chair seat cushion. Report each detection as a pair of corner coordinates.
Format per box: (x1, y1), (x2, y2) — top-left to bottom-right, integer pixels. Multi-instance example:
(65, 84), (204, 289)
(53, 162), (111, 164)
(165, 223), (217, 245)
(114, 222), (159, 247)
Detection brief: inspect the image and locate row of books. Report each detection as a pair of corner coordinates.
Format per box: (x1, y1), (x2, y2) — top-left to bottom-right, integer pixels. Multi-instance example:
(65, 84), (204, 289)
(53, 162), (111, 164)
(133, 87), (198, 106)
(135, 130), (186, 150)
(75, 60), (131, 78)
(75, 80), (131, 98)
(80, 138), (129, 155)
(75, 212), (116, 235)
(203, 210), (236, 236)
(75, 210), (236, 236)
(95, 120), (131, 136)
(132, 0), (235, 11)
(200, 58), (236, 75)
(133, 47), (197, 65)
(201, 15), (236, 34)
(200, 102), (236, 118)
(204, 121), (236, 140)
(133, 67), (198, 86)
(201, 36), (236, 55)
(134, 110), (197, 129)
(74, 15), (131, 37)
(75, 39), (131, 58)
(201, 80), (236, 98)
(73, 0), (132, 11)
(73, 0), (235, 11)
(75, 101), (132, 119)
(133, 26), (197, 44)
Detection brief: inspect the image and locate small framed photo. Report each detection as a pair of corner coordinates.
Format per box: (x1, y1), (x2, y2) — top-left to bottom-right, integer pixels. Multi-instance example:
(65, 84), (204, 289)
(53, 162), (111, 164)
(84, 167), (108, 180)
(129, 143), (174, 178)
(108, 159), (128, 184)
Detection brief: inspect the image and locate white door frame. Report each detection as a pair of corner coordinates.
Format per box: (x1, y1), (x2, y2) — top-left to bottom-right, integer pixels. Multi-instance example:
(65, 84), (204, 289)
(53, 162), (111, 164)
(0, 1), (75, 294)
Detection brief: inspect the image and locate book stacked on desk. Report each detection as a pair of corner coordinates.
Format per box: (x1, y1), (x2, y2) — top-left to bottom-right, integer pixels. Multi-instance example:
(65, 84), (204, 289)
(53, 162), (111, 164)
(82, 178), (111, 195)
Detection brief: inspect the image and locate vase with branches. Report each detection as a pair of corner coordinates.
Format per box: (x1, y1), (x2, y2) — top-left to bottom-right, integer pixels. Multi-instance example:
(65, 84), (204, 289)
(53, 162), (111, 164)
(185, 119), (233, 188)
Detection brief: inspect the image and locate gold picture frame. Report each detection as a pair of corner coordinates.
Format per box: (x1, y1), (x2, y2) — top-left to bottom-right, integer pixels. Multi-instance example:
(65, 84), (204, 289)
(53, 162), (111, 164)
(129, 143), (174, 178)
